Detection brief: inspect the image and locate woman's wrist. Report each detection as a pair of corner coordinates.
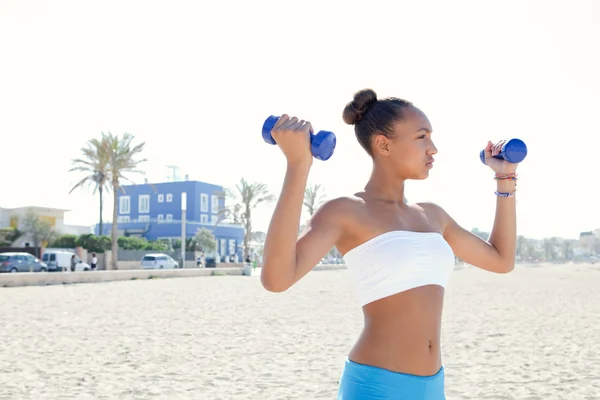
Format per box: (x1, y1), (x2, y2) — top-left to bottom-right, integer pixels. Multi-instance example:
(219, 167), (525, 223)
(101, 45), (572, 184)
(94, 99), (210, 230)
(494, 172), (517, 196)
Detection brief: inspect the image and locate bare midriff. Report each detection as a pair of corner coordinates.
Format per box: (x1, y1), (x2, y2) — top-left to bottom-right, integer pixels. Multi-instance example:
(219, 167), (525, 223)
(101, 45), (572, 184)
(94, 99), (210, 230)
(347, 284), (445, 376)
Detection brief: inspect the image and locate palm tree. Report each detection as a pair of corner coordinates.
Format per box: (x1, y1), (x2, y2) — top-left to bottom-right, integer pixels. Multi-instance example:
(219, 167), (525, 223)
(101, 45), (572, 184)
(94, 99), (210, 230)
(68, 135), (111, 235)
(561, 239), (575, 261)
(543, 237), (558, 261)
(223, 178), (275, 260)
(303, 183), (326, 217)
(105, 132), (147, 270)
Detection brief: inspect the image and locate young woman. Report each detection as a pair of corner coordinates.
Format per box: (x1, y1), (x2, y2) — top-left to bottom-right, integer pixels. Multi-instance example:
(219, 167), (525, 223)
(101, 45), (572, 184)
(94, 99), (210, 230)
(261, 88), (518, 399)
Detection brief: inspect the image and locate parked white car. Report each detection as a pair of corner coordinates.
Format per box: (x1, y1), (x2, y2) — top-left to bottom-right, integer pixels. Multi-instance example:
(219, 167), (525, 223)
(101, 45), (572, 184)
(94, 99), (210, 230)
(42, 250), (91, 272)
(141, 253), (179, 269)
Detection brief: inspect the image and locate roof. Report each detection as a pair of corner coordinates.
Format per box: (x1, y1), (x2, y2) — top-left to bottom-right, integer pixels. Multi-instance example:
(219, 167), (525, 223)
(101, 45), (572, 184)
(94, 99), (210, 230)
(121, 179), (225, 189)
(2, 205), (71, 213)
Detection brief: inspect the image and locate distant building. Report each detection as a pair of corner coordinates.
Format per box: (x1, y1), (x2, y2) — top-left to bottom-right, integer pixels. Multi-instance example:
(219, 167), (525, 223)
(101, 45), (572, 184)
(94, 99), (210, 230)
(95, 180), (244, 261)
(0, 205), (92, 246)
(578, 230), (600, 256)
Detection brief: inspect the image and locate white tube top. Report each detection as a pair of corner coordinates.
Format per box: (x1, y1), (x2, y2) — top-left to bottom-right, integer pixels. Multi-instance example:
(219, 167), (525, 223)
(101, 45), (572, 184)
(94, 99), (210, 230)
(342, 230), (456, 307)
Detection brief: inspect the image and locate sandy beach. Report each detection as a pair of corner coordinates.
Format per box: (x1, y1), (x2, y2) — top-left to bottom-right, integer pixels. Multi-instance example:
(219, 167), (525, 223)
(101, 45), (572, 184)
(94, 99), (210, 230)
(1, 263), (599, 399)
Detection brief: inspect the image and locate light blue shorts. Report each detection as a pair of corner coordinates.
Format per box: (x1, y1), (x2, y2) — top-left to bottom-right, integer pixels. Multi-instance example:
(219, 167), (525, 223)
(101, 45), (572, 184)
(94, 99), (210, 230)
(337, 358), (446, 400)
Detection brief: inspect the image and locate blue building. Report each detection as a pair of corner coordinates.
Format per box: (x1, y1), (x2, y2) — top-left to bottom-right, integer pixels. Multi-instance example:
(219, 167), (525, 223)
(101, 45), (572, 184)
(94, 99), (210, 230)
(95, 180), (245, 260)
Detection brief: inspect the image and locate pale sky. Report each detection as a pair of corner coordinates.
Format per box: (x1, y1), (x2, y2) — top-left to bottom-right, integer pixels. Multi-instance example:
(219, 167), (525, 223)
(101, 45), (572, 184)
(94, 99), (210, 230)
(1, 0), (598, 240)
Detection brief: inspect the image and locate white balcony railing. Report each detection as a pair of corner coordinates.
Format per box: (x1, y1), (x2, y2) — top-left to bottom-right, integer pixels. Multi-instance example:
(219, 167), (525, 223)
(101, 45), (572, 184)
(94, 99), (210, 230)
(115, 217), (242, 229)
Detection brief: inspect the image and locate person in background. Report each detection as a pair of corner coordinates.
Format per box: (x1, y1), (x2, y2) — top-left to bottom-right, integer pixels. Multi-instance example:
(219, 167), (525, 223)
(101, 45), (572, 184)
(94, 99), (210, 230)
(70, 254), (76, 272)
(91, 252), (98, 271)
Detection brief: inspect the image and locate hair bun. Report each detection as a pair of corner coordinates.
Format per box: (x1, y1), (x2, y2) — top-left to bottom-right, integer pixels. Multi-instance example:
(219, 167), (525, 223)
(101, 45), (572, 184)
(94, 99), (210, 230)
(342, 88), (378, 125)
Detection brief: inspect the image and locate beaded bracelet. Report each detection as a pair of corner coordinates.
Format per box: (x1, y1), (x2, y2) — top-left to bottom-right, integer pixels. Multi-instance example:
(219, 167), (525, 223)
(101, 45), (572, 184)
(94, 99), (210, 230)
(494, 173), (518, 181)
(495, 190), (516, 197)
(495, 173), (518, 188)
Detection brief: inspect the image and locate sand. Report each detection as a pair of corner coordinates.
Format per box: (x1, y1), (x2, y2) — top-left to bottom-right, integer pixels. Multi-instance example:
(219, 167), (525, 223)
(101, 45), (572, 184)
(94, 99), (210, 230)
(1, 263), (599, 399)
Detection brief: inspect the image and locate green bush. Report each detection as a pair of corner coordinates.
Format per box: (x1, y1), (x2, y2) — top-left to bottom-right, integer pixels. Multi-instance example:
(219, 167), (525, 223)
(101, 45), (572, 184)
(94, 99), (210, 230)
(143, 242), (168, 251)
(47, 233), (169, 253)
(117, 236), (149, 250)
(50, 234), (78, 249)
(75, 234), (111, 253)
(0, 227), (21, 244)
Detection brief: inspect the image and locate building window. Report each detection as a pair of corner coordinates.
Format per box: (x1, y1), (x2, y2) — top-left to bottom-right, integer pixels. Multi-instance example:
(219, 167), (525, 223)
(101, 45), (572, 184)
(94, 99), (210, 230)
(138, 215), (150, 222)
(200, 214), (208, 224)
(210, 215), (218, 225)
(139, 195), (150, 213)
(211, 195), (219, 214)
(166, 214), (173, 221)
(158, 194), (164, 203)
(119, 196), (130, 214)
(166, 193), (173, 202)
(220, 239), (226, 255)
(201, 193), (208, 212)
(117, 216), (130, 223)
(158, 214), (164, 222)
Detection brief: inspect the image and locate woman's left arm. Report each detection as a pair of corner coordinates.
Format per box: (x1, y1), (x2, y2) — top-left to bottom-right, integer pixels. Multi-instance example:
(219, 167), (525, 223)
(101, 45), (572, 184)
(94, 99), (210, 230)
(437, 140), (518, 273)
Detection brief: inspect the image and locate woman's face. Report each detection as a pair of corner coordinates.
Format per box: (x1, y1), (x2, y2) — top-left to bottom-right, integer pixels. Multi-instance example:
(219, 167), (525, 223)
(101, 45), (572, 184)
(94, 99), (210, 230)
(373, 106), (438, 180)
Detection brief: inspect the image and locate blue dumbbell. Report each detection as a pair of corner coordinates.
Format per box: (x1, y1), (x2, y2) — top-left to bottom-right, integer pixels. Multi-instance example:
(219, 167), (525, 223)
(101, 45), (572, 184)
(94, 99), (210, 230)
(480, 138), (528, 165)
(262, 115), (337, 161)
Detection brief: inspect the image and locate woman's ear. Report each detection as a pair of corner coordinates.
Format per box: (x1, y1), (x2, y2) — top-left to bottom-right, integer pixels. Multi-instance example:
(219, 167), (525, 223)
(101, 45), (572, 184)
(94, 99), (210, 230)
(373, 134), (391, 156)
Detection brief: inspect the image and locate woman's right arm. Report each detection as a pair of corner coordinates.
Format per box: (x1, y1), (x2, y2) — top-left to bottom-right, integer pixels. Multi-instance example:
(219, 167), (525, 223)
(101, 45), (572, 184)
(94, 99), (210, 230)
(260, 114), (343, 292)
(261, 164), (343, 292)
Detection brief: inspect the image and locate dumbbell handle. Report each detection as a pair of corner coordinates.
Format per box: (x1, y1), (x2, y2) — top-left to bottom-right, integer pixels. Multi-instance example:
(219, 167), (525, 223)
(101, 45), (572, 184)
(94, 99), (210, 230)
(262, 115), (336, 161)
(480, 138), (527, 165)
(262, 115), (314, 143)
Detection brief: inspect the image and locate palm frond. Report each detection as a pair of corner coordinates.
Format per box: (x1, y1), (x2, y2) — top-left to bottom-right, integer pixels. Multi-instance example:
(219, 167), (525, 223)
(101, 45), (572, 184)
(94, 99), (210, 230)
(223, 177), (278, 259)
(303, 183), (326, 216)
(68, 133), (111, 196)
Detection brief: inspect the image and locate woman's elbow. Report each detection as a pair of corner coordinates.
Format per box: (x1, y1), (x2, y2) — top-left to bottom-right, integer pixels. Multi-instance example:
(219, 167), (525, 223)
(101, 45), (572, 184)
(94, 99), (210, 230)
(496, 261), (516, 274)
(260, 265), (293, 293)
(261, 276), (291, 293)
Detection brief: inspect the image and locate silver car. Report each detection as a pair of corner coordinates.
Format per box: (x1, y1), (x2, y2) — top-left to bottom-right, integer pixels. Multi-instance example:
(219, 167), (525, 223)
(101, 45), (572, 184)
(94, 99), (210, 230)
(0, 252), (48, 273)
(140, 253), (178, 269)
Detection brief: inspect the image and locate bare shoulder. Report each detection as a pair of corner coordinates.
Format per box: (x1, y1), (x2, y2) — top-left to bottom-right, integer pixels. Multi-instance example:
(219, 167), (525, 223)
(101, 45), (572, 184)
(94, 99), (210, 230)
(290, 195), (364, 285)
(413, 201), (453, 231)
(310, 195), (365, 227)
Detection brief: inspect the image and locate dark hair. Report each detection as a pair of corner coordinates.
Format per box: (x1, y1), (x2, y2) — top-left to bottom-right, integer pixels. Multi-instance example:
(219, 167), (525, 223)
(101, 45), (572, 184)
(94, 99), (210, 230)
(342, 88), (413, 156)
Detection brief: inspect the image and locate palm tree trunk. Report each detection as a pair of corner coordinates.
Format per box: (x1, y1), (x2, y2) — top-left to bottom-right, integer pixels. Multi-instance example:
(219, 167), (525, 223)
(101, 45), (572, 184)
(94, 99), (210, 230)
(99, 186), (104, 236)
(244, 208), (251, 260)
(244, 227), (251, 260)
(111, 182), (119, 270)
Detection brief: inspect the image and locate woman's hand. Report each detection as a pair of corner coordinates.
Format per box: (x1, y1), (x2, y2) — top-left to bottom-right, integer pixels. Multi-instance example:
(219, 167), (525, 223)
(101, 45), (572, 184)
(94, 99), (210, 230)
(271, 114), (314, 168)
(483, 140), (519, 175)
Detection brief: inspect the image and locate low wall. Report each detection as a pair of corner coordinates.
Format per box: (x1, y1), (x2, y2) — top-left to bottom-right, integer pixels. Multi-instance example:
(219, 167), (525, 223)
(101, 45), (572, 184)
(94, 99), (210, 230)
(313, 264), (346, 271)
(0, 267), (244, 288)
(113, 261), (245, 270)
(0, 264), (348, 288)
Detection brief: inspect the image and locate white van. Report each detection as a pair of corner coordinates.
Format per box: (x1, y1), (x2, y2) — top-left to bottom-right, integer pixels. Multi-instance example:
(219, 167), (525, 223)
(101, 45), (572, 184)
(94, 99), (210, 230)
(42, 250), (91, 272)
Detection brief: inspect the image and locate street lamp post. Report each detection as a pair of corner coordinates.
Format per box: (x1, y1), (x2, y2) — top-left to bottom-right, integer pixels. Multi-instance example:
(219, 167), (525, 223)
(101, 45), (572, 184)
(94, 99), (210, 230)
(181, 192), (187, 268)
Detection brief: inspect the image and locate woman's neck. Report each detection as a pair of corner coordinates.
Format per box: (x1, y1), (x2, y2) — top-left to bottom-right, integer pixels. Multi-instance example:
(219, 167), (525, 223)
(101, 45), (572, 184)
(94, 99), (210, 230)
(362, 162), (407, 205)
